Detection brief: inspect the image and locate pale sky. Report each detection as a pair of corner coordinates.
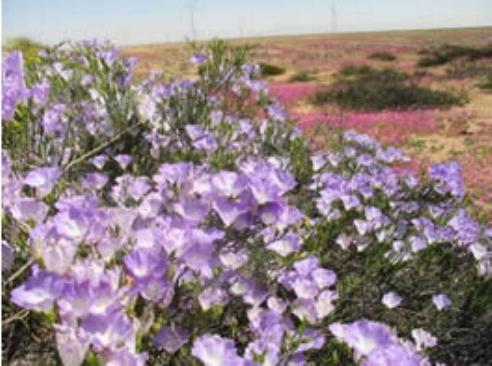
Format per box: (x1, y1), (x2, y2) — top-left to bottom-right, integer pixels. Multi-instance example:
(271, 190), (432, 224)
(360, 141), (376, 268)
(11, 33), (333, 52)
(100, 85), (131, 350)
(3, 0), (492, 45)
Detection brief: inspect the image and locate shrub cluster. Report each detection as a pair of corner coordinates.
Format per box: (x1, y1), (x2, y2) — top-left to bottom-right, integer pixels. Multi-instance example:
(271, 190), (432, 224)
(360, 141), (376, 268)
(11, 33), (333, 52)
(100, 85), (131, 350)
(417, 44), (492, 68)
(289, 71), (315, 83)
(259, 62), (286, 77)
(478, 75), (492, 91)
(368, 51), (397, 62)
(311, 65), (464, 111)
(2, 40), (492, 366)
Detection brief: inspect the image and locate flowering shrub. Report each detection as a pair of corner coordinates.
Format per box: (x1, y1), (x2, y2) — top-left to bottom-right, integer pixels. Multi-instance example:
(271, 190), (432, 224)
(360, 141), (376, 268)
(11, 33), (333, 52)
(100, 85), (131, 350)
(2, 39), (492, 365)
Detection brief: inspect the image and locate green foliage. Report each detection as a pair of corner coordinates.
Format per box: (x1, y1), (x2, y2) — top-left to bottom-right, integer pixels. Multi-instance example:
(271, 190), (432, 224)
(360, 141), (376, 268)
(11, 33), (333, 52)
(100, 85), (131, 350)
(289, 70), (315, 82)
(303, 215), (492, 365)
(478, 74), (492, 91)
(288, 136), (314, 185)
(311, 65), (464, 111)
(194, 39), (254, 91)
(4, 37), (43, 66)
(259, 62), (285, 76)
(368, 51), (397, 62)
(417, 43), (492, 67)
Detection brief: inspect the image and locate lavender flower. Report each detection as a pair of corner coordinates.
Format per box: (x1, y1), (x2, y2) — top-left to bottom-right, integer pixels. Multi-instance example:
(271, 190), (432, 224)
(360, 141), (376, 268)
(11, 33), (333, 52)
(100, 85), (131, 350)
(362, 343), (424, 366)
(2, 51), (27, 121)
(432, 294), (452, 310)
(428, 162), (465, 198)
(190, 53), (208, 65)
(411, 328), (437, 351)
(381, 292), (402, 309)
(329, 319), (397, 356)
(154, 325), (189, 353)
(11, 266), (65, 311)
(24, 166), (61, 197)
(114, 154), (133, 169)
(191, 334), (244, 366)
(2, 241), (14, 272)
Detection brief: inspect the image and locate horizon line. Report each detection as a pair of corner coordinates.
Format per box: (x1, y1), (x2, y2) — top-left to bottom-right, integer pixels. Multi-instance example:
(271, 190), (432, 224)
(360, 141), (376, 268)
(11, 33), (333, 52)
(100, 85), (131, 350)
(4, 24), (492, 48)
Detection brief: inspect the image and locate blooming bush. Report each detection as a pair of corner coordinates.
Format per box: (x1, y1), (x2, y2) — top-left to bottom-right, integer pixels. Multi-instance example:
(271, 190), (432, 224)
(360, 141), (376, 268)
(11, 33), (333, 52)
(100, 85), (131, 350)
(2, 39), (492, 365)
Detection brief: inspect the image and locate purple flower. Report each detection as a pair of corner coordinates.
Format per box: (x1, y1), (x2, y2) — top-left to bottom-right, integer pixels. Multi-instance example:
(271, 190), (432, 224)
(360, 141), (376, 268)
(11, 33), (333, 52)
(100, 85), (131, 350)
(29, 80), (50, 105)
(411, 328), (437, 351)
(329, 319), (397, 356)
(267, 103), (287, 121)
(105, 349), (148, 366)
(293, 255), (320, 276)
(191, 334), (244, 366)
(114, 154), (133, 169)
(81, 172), (108, 190)
(185, 124), (207, 140)
(362, 343), (423, 366)
(141, 274), (174, 303)
(212, 197), (247, 227)
(341, 194), (361, 211)
(381, 292), (402, 309)
(295, 328), (326, 353)
(81, 311), (134, 350)
(11, 266), (65, 311)
(42, 103), (67, 137)
(112, 175), (151, 202)
(53, 207), (90, 240)
(153, 162), (192, 186)
(2, 241), (14, 272)
(432, 294), (452, 310)
(266, 231), (302, 257)
(24, 166), (61, 197)
(211, 171), (246, 197)
(55, 323), (90, 366)
(30, 224), (78, 274)
(190, 53), (208, 65)
(448, 209), (480, 245)
(180, 229), (223, 279)
(245, 339), (280, 366)
(311, 268), (337, 289)
(96, 47), (120, 65)
(90, 155), (109, 170)
(409, 236), (427, 253)
(2, 51), (27, 121)
(267, 296), (288, 314)
(174, 198), (210, 223)
(219, 248), (249, 270)
(291, 298), (318, 324)
(428, 161), (465, 198)
(58, 278), (118, 317)
(315, 289), (338, 318)
(11, 197), (48, 224)
(377, 146), (404, 163)
(154, 325), (189, 353)
(291, 278), (320, 299)
(124, 247), (166, 282)
(198, 285), (229, 311)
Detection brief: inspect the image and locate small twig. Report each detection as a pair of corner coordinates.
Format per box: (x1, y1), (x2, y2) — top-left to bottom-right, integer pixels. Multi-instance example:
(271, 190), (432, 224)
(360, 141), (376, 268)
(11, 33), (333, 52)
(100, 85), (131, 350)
(7, 258), (34, 284)
(3, 309), (30, 326)
(63, 120), (145, 172)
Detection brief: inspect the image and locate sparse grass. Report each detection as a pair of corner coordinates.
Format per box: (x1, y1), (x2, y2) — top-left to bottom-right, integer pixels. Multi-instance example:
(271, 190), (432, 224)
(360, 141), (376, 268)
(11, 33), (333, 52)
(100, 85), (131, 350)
(417, 43), (492, 67)
(311, 65), (464, 111)
(368, 51), (397, 61)
(446, 60), (492, 79)
(289, 70), (315, 82)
